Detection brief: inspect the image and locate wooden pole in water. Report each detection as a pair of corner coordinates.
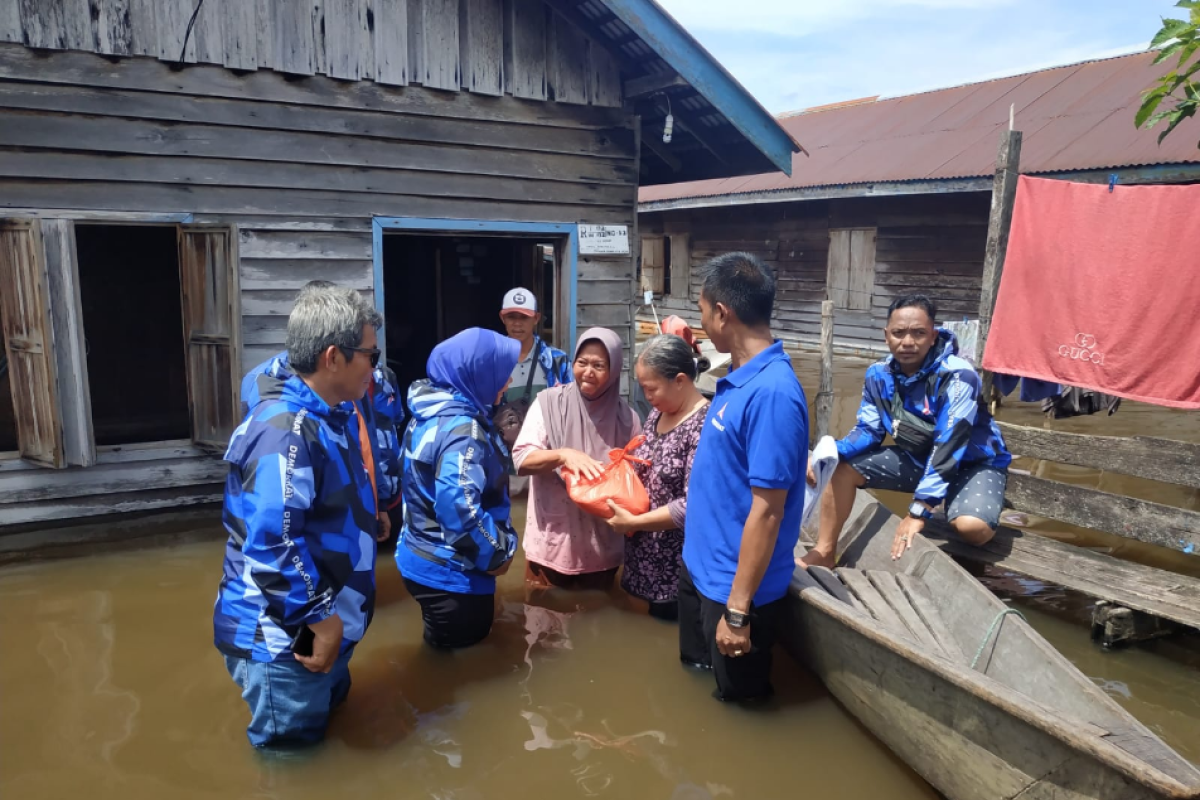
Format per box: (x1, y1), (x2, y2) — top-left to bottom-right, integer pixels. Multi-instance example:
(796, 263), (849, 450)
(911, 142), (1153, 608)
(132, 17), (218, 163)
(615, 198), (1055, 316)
(977, 129), (1022, 403)
(816, 299), (835, 442)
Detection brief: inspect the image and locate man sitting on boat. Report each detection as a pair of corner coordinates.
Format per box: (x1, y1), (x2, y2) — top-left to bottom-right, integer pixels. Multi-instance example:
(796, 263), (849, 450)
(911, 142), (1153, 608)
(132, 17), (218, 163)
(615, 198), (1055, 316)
(798, 294), (1011, 566)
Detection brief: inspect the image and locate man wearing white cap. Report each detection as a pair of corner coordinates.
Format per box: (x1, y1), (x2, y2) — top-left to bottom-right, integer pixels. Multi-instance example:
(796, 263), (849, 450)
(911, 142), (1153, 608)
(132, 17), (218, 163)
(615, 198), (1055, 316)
(497, 288), (572, 495)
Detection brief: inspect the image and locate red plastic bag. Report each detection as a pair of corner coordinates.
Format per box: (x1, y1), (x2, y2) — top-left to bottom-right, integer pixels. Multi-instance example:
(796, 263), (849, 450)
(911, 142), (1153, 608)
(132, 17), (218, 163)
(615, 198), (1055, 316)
(563, 436), (652, 519)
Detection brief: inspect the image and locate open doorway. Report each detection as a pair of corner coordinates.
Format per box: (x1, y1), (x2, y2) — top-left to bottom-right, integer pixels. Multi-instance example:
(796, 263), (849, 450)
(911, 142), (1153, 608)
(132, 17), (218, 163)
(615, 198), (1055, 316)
(0, 326), (16, 452)
(75, 225), (191, 446)
(381, 233), (562, 398)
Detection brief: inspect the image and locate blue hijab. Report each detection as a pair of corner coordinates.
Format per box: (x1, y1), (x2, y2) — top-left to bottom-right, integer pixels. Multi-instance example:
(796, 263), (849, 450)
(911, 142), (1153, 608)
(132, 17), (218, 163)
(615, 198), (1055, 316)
(427, 328), (521, 413)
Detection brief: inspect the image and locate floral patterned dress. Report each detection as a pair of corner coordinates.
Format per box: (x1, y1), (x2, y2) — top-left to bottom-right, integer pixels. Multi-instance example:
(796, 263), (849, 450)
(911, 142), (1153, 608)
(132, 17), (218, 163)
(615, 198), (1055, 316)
(621, 402), (709, 603)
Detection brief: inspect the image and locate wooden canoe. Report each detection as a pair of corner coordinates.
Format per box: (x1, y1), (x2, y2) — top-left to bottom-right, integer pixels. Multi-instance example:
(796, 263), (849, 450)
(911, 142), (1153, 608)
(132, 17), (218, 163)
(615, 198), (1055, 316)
(784, 492), (1200, 800)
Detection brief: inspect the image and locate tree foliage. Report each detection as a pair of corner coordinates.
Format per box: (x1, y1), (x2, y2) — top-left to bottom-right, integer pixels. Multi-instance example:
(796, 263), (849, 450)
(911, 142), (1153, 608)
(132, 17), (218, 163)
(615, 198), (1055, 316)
(1137, 0), (1200, 148)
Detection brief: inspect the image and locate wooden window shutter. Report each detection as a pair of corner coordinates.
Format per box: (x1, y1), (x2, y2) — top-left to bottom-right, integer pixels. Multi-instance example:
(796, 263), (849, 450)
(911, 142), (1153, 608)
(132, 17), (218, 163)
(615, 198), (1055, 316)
(668, 233), (690, 299)
(828, 228), (877, 311)
(179, 225), (241, 451)
(640, 236), (665, 295)
(847, 228), (877, 312)
(827, 229), (851, 309)
(41, 219), (96, 467)
(0, 220), (65, 467)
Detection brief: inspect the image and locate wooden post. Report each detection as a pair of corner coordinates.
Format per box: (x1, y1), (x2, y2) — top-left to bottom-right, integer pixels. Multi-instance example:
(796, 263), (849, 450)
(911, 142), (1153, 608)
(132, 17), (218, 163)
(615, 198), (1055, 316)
(977, 129), (1022, 402)
(815, 299), (835, 442)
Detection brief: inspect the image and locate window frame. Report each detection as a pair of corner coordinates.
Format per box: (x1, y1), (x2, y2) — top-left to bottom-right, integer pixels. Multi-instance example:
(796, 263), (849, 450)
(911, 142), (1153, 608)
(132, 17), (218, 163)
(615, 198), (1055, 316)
(827, 227), (878, 312)
(639, 232), (691, 300)
(0, 212), (240, 466)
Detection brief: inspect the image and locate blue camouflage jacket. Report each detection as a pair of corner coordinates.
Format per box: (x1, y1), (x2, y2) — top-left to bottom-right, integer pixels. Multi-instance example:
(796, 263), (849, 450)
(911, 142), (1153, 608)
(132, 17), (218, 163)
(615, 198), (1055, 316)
(240, 351), (403, 508)
(396, 329), (519, 595)
(396, 381), (517, 594)
(360, 366), (404, 508)
(837, 329), (1011, 506)
(532, 335), (573, 387)
(214, 373), (378, 662)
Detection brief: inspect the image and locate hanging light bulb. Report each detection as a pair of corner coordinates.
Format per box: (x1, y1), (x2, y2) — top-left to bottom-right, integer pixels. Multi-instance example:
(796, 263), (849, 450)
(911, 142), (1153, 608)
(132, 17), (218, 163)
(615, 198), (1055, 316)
(663, 113), (674, 144)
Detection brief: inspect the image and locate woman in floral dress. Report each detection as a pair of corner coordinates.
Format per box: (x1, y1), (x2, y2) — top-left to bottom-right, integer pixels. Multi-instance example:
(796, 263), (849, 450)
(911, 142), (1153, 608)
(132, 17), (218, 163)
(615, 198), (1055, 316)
(606, 335), (709, 620)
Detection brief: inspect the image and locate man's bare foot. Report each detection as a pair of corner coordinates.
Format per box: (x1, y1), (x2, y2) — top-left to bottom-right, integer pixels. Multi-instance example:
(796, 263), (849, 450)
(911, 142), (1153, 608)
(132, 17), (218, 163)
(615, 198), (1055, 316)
(795, 549), (835, 570)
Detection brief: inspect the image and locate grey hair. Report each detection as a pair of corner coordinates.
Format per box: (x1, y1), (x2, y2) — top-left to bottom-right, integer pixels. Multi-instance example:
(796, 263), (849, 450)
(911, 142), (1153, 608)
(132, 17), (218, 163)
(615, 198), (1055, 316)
(286, 284), (383, 375)
(638, 334), (697, 381)
(296, 279), (336, 299)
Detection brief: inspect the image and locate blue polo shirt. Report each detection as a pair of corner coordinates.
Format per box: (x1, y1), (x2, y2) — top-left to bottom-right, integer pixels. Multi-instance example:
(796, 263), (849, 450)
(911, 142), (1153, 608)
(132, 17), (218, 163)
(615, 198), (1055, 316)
(683, 340), (808, 606)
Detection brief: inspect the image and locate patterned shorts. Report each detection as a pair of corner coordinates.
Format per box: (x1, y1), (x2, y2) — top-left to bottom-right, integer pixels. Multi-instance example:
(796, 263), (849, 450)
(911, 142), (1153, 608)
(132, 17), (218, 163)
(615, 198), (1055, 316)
(844, 446), (1008, 529)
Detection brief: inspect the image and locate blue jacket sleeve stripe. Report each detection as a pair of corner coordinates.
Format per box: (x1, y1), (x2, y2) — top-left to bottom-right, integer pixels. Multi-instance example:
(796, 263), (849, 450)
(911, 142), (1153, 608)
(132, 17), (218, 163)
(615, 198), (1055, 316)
(432, 427), (514, 573)
(915, 371), (980, 503)
(238, 444), (337, 627)
(837, 367), (886, 460)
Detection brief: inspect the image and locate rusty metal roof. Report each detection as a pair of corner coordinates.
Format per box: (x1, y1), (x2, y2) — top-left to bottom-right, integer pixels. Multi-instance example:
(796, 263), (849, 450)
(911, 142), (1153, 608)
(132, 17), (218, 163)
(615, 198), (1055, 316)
(639, 51), (1200, 205)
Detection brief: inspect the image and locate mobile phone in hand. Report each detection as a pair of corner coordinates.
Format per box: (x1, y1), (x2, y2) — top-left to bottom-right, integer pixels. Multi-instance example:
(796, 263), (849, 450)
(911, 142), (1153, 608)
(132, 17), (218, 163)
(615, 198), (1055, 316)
(293, 625), (315, 657)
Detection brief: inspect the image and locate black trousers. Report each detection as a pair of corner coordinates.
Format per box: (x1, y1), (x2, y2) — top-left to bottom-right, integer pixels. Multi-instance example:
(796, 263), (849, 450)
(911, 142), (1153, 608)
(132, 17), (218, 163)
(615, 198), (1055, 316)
(403, 578), (496, 649)
(648, 600), (679, 622)
(677, 563), (781, 702)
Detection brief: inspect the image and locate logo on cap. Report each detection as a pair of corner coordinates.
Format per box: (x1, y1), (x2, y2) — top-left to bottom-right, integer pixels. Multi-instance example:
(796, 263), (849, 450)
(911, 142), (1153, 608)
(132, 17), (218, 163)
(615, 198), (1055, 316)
(514, 293), (527, 304)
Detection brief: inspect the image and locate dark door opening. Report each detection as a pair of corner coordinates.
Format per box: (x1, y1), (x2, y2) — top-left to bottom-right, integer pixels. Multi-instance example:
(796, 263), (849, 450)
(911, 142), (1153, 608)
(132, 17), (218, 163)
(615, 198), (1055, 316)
(0, 325), (16, 452)
(382, 234), (561, 401)
(75, 225), (191, 446)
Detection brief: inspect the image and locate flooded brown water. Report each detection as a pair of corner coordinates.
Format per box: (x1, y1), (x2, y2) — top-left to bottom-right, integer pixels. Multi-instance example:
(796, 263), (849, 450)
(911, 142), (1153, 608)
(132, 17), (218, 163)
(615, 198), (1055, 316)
(1, 351), (1196, 798)
(0, 518), (936, 800)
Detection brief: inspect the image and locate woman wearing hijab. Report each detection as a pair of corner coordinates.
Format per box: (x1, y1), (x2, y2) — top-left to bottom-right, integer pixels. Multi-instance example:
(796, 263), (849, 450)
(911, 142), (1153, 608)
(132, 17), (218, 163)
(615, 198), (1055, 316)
(513, 327), (642, 590)
(396, 328), (521, 649)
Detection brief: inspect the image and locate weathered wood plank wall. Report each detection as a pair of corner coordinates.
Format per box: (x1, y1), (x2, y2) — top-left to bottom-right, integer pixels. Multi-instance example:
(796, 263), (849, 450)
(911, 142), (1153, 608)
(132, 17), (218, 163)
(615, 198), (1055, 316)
(639, 193), (993, 354)
(0, 32), (637, 529)
(0, 45), (638, 376)
(3, 0), (622, 106)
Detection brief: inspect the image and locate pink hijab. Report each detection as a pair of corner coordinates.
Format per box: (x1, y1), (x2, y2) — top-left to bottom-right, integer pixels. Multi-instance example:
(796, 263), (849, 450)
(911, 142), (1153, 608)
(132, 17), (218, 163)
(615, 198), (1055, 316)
(540, 328), (634, 458)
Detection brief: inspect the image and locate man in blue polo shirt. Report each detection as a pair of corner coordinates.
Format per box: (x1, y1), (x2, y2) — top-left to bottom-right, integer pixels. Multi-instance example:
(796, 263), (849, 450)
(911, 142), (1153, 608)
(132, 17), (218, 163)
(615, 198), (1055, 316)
(680, 252), (809, 702)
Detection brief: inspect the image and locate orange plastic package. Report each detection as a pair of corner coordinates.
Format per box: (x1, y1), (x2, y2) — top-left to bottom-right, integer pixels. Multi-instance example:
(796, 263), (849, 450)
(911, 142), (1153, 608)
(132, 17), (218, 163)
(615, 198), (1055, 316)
(563, 436), (651, 519)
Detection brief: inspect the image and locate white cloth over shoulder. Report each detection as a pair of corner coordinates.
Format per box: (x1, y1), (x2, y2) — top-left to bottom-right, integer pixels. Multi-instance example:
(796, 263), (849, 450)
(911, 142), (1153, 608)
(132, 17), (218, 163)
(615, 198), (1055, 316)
(801, 435), (840, 531)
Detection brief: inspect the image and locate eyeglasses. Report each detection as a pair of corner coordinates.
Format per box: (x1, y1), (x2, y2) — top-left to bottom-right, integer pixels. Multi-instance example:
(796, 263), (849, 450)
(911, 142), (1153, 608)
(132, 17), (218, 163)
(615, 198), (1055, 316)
(342, 346), (381, 367)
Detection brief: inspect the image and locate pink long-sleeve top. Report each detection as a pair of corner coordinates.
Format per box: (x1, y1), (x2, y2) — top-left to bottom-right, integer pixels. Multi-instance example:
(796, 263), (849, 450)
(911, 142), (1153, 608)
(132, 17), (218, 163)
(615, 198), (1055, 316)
(512, 396), (642, 574)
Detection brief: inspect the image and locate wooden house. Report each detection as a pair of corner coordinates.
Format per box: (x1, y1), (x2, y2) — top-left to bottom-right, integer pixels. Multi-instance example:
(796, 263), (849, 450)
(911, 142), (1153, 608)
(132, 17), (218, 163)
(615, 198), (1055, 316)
(0, 0), (798, 543)
(637, 52), (1200, 356)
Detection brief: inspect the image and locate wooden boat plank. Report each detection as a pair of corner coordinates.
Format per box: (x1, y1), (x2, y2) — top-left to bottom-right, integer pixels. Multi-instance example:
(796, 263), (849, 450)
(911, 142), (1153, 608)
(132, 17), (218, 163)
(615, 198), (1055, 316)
(866, 569), (948, 657)
(997, 421), (1200, 490)
(922, 520), (1200, 631)
(807, 565), (863, 611)
(896, 572), (968, 663)
(785, 587), (1200, 800)
(1102, 728), (1200, 786)
(836, 568), (913, 640)
(786, 491), (1200, 799)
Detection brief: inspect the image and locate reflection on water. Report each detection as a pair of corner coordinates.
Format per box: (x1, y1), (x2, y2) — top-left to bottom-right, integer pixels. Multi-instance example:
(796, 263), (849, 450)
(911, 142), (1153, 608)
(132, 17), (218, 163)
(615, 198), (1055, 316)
(0, 527), (935, 800)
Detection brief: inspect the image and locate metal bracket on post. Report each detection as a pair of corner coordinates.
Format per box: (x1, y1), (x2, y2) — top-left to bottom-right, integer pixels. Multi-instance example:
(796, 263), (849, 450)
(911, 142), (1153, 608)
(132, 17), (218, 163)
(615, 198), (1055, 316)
(1091, 601), (1175, 649)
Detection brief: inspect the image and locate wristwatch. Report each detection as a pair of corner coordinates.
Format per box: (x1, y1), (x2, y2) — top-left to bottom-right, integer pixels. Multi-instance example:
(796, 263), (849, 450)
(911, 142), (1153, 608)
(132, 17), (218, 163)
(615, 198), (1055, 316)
(908, 500), (933, 520)
(723, 607), (751, 628)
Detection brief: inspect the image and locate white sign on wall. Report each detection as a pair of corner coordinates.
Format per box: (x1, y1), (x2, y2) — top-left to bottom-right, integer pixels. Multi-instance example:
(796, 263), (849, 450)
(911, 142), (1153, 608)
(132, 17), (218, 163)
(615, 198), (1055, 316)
(578, 224), (630, 255)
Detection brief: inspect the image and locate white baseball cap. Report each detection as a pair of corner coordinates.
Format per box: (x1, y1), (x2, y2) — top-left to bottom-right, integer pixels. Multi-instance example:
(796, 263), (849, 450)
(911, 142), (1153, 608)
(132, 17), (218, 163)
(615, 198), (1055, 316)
(501, 287), (538, 317)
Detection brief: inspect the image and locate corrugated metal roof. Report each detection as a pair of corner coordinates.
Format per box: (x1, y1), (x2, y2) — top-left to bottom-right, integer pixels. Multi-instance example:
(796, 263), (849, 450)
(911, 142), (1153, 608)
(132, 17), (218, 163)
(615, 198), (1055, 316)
(640, 51), (1200, 204)
(567, 0), (802, 183)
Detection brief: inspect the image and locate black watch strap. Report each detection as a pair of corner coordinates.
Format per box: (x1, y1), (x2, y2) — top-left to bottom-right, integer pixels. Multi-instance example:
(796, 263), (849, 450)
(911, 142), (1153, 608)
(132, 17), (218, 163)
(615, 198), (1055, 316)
(723, 607), (751, 628)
